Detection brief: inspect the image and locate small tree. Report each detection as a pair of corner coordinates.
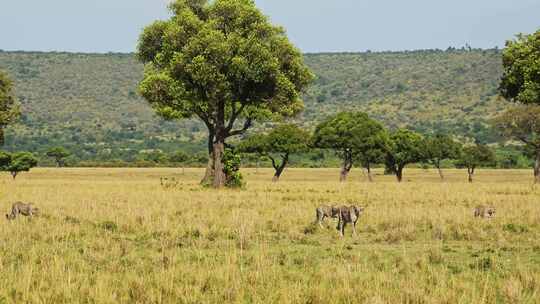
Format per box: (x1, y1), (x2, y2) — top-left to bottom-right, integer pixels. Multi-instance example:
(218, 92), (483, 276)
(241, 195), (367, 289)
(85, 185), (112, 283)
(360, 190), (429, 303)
(0, 70), (20, 146)
(351, 118), (389, 182)
(422, 134), (462, 180)
(457, 144), (495, 183)
(385, 129), (424, 182)
(46, 147), (71, 167)
(239, 124), (310, 182)
(4, 152), (38, 179)
(313, 112), (383, 182)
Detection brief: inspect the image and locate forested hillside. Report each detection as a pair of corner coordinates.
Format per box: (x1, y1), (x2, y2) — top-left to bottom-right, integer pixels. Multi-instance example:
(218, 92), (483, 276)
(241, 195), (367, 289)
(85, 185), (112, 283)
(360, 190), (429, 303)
(0, 49), (507, 163)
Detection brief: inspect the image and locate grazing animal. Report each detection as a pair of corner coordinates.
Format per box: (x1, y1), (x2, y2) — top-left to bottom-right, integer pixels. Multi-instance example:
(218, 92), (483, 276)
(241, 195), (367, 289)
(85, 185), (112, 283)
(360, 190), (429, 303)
(6, 202), (39, 220)
(160, 177), (179, 189)
(316, 205), (340, 228)
(474, 205), (496, 219)
(337, 205), (365, 237)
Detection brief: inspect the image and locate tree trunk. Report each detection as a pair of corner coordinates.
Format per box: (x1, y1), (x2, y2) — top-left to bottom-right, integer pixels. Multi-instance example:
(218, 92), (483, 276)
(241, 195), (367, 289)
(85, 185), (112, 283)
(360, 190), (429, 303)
(212, 139), (226, 188)
(201, 153), (214, 185)
(396, 166), (403, 182)
(534, 151), (540, 184)
(366, 164), (373, 182)
(0, 128), (4, 146)
(11, 171), (17, 180)
(271, 154), (288, 183)
(339, 151), (353, 182)
(200, 130), (215, 185)
(437, 162), (444, 181)
(468, 167), (474, 183)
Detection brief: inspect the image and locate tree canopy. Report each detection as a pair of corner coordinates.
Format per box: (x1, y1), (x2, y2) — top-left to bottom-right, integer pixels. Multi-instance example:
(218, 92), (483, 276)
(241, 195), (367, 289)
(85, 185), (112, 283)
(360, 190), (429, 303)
(500, 30), (540, 105)
(457, 144), (495, 182)
(0, 70), (20, 145)
(46, 146), (71, 167)
(137, 0), (313, 187)
(239, 124), (310, 181)
(422, 134), (462, 180)
(1, 151), (38, 179)
(493, 104), (540, 182)
(313, 112), (385, 181)
(385, 129), (424, 182)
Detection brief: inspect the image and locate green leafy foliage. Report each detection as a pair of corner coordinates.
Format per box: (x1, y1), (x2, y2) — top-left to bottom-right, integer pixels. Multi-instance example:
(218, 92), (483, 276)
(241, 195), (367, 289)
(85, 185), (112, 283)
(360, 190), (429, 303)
(313, 112), (391, 181)
(493, 105), (540, 150)
(238, 124), (310, 180)
(222, 148), (244, 188)
(500, 30), (540, 105)
(0, 70), (20, 145)
(423, 134), (462, 167)
(0, 150), (11, 168)
(385, 129), (425, 181)
(456, 144), (496, 182)
(1, 151), (38, 179)
(46, 146), (71, 167)
(168, 151), (190, 164)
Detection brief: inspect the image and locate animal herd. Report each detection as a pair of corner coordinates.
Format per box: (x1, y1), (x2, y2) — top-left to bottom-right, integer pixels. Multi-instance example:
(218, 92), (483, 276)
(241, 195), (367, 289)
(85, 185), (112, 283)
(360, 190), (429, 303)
(4, 201), (496, 238)
(315, 203), (496, 237)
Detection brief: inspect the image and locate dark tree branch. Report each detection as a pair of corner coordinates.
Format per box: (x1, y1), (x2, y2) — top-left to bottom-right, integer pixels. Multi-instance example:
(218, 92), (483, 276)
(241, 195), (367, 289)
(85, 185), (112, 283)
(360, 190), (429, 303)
(226, 103), (246, 132)
(228, 118), (253, 137)
(268, 155), (278, 170)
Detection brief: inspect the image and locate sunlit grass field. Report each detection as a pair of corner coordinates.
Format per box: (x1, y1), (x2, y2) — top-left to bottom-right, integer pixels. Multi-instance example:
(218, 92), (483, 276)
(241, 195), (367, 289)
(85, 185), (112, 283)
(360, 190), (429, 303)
(1, 168), (540, 303)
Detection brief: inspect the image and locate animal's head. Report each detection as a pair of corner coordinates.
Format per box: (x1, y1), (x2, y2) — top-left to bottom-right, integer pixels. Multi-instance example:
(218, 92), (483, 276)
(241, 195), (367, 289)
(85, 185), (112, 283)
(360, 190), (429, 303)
(6, 213), (13, 220)
(486, 207), (496, 218)
(353, 206), (365, 215)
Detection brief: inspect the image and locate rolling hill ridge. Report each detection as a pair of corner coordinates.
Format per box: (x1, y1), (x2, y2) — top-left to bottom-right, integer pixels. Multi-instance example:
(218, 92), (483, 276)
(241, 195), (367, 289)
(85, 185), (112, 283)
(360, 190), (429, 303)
(0, 49), (507, 162)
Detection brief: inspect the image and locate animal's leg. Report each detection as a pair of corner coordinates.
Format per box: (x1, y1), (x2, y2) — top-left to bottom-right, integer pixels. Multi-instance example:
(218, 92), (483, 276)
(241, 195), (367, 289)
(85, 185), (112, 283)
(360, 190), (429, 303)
(315, 210), (323, 228)
(337, 219), (343, 237)
(352, 221), (357, 236)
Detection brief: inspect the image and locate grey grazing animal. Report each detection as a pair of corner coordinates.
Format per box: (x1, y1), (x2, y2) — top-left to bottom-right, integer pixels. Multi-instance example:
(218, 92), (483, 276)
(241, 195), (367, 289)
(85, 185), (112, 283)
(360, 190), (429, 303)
(337, 205), (365, 237)
(474, 205), (496, 219)
(6, 202), (39, 220)
(316, 205), (340, 228)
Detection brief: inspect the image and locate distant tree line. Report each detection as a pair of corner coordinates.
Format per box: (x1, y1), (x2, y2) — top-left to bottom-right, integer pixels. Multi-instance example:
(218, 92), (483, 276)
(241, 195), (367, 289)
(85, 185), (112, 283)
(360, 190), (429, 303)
(236, 111), (499, 183)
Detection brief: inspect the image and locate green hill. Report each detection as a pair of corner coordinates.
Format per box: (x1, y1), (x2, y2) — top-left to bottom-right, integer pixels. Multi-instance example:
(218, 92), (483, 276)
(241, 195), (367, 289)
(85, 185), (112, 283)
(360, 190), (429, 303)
(0, 49), (507, 163)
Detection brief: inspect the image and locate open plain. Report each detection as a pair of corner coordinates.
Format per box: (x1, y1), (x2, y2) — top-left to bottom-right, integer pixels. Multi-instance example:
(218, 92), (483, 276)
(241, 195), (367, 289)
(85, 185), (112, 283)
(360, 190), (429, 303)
(1, 168), (540, 303)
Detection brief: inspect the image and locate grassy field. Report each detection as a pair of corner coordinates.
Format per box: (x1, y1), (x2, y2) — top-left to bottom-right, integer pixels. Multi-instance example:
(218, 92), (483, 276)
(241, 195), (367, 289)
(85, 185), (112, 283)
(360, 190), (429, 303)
(1, 168), (540, 303)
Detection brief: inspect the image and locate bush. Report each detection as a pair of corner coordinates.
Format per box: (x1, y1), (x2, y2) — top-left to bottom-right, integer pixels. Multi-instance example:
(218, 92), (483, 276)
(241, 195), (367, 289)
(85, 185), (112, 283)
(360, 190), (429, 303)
(223, 148), (244, 188)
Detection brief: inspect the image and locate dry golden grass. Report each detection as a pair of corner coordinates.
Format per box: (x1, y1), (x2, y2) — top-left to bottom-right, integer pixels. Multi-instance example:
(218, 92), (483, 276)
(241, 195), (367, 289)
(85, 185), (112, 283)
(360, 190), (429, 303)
(1, 167), (540, 303)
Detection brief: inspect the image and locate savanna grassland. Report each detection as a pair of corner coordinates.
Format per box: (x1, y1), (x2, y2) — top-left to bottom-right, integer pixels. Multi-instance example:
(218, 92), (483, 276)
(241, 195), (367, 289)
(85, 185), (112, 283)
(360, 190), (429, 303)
(1, 168), (540, 303)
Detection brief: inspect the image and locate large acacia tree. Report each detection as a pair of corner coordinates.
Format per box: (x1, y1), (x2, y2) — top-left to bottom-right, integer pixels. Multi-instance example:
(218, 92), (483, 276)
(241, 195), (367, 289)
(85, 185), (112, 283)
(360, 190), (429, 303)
(137, 0), (313, 187)
(497, 30), (540, 183)
(0, 70), (20, 146)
